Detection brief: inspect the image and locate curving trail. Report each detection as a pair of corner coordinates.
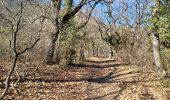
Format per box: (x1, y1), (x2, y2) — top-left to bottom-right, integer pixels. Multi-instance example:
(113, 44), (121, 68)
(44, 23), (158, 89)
(83, 58), (168, 100)
(0, 57), (169, 100)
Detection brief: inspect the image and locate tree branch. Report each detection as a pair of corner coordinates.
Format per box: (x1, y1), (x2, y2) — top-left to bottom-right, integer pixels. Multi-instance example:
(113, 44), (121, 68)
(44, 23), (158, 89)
(76, 0), (101, 30)
(18, 38), (40, 55)
(62, 0), (87, 24)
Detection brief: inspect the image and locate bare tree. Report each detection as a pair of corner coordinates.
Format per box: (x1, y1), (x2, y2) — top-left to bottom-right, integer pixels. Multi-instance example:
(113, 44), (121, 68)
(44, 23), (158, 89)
(0, 0), (43, 99)
(95, 0), (122, 59)
(46, 0), (103, 64)
(150, 0), (167, 77)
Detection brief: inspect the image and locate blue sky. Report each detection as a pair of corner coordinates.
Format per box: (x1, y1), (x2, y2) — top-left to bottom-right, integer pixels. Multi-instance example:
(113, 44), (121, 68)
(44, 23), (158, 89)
(39, 0), (152, 27)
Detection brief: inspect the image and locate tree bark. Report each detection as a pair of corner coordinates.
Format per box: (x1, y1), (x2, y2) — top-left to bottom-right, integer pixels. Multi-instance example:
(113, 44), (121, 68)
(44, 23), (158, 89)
(0, 54), (18, 99)
(46, 29), (59, 64)
(92, 42), (95, 57)
(46, 0), (61, 64)
(151, 0), (167, 78)
(109, 44), (113, 59)
(151, 32), (161, 69)
(46, 0), (101, 64)
(151, 32), (166, 77)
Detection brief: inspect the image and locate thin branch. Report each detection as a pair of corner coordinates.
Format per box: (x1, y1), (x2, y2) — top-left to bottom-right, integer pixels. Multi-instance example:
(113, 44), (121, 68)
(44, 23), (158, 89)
(1, 0), (13, 16)
(18, 12), (44, 55)
(9, 40), (16, 53)
(75, 0), (101, 30)
(95, 18), (108, 39)
(98, 23), (105, 39)
(0, 13), (14, 32)
(18, 38), (40, 55)
(0, 81), (5, 89)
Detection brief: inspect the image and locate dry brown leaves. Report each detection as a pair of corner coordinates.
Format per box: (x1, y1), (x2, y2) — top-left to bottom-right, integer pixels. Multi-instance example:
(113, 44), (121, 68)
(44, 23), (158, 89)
(0, 58), (170, 100)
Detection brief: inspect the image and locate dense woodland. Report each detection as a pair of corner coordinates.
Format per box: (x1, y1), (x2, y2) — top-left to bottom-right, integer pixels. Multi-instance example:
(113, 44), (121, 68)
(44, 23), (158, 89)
(0, 0), (170, 99)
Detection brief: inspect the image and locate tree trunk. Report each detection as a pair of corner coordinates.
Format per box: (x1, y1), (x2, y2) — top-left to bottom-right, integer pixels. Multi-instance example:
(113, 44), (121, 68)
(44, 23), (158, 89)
(46, 29), (59, 64)
(55, 48), (60, 64)
(92, 41), (95, 57)
(109, 44), (113, 59)
(151, 32), (166, 77)
(80, 49), (85, 62)
(46, 0), (100, 64)
(0, 54), (18, 99)
(55, 33), (60, 64)
(46, 0), (60, 64)
(96, 46), (99, 57)
(151, 32), (161, 69)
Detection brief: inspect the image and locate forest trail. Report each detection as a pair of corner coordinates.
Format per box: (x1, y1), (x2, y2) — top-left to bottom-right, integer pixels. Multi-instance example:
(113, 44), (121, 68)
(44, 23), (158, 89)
(0, 57), (170, 100)
(82, 58), (168, 100)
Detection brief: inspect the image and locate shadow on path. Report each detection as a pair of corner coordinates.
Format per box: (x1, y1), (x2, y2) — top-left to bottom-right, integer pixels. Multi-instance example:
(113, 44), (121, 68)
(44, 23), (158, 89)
(21, 72), (114, 84)
(85, 59), (116, 64)
(71, 63), (126, 69)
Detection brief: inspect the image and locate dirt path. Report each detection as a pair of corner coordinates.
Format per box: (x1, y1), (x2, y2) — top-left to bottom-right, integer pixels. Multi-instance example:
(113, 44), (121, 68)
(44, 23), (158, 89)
(83, 58), (167, 100)
(0, 58), (169, 100)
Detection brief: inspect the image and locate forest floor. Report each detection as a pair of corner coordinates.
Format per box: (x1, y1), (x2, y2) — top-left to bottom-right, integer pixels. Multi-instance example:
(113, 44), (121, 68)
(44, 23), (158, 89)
(0, 57), (170, 100)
